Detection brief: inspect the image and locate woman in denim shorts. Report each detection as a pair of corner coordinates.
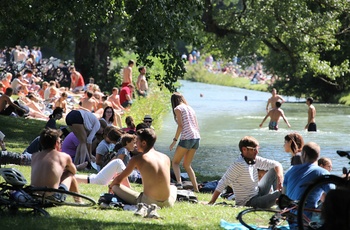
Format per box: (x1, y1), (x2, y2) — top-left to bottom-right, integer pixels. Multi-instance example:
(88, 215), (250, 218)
(169, 92), (200, 192)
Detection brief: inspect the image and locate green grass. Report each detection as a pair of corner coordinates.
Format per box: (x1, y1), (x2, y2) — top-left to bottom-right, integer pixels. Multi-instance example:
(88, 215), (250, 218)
(0, 90), (247, 230)
(183, 63), (268, 92)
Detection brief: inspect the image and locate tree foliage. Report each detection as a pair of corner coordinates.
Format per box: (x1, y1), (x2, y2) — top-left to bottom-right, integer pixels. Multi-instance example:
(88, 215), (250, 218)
(202, 0), (350, 102)
(0, 0), (203, 92)
(1, 0), (350, 100)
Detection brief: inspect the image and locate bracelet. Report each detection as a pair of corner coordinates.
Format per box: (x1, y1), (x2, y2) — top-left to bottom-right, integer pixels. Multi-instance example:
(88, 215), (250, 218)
(173, 138), (177, 142)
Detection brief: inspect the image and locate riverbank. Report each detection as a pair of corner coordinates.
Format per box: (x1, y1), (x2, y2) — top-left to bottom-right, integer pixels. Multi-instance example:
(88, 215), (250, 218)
(183, 63), (350, 105)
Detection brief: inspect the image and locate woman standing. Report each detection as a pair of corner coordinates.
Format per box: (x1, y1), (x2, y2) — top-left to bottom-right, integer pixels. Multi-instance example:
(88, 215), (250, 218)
(65, 109), (100, 165)
(169, 92), (200, 192)
(284, 132), (304, 165)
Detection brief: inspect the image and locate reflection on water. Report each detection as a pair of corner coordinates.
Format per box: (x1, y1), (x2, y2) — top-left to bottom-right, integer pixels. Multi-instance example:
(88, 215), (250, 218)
(156, 81), (350, 177)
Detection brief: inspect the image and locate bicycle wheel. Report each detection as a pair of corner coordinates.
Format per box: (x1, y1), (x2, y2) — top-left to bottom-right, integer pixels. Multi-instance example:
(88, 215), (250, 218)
(297, 175), (345, 230)
(237, 208), (290, 229)
(24, 187), (96, 207)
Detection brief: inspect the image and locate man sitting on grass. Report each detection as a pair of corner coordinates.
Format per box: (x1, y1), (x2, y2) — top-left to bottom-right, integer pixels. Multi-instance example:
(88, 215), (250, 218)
(31, 128), (80, 196)
(109, 128), (177, 208)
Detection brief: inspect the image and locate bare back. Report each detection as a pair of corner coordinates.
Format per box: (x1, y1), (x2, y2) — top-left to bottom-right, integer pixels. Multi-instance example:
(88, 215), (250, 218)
(31, 149), (75, 189)
(81, 98), (97, 112)
(122, 66), (132, 84)
(269, 108), (283, 122)
(135, 149), (171, 201)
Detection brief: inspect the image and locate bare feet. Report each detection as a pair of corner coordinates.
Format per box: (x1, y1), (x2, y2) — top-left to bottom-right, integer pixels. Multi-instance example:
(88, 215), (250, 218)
(76, 162), (88, 171)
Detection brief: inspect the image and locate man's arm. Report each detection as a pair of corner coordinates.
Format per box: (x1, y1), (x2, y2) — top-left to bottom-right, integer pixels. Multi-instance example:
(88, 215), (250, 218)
(259, 113), (270, 128)
(136, 76), (142, 91)
(65, 154), (77, 175)
(266, 99), (271, 111)
(208, 190), (221, 204)
(305, 107), (312, 129)
(109, 157), (137, 187)
(280, 111), (291, 128)
(278, 95), (286, 104)
(274, 163), (284, 191)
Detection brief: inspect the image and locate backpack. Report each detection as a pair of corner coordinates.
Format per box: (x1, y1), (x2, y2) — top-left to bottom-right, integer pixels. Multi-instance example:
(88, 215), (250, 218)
(176, 189), (198, 203)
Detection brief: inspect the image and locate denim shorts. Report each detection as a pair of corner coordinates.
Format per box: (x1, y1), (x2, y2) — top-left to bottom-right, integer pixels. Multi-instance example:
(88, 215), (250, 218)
(178, 139), (200, 150)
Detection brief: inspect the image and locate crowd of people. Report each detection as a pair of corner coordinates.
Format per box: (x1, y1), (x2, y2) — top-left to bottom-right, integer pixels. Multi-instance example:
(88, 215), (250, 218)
(0, 48), (343, 227)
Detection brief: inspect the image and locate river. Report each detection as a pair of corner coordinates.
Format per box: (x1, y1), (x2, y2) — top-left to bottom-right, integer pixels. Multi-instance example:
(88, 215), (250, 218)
(155, 80), (350, 177)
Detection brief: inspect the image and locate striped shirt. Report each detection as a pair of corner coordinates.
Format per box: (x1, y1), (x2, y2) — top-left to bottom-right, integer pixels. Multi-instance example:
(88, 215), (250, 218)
(175, 103), (200, 140)
(216, 155), (281, 206)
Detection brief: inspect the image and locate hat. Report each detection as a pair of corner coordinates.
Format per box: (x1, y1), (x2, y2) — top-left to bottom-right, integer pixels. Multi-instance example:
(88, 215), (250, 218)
(143, 115), (153, 122)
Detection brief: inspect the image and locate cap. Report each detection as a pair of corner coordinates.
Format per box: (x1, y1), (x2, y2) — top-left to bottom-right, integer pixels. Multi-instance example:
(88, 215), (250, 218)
(143, 115), (153, 122)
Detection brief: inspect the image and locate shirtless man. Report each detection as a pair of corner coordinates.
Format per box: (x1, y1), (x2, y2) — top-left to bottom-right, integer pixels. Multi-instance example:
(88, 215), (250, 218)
(107, 87), (124, 111)
(260, 101), (291, 130)
(305, 97), (317, 132)
(80, 90), (97, 112)
(31, 128), (80, 194)
(0, 87), (27, 116)
(109, 128), (177, 208)
(266, 88), (285, 112)
(122, 60), (134, 87)
(136, 66), (148, 97)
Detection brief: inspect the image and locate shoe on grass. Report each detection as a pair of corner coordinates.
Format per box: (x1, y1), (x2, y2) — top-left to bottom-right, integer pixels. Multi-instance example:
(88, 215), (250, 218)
(134, 203), (149, 217)
(146, 204), (161, 219)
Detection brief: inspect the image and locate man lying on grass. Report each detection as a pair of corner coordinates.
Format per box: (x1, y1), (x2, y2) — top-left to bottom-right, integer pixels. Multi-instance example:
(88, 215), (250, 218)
(31, 128), (81, 199)
(109, 128), (177, 208)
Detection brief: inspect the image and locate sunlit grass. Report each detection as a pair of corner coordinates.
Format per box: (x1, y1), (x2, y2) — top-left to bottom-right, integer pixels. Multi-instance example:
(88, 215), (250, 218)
(183, 63), (268, 92)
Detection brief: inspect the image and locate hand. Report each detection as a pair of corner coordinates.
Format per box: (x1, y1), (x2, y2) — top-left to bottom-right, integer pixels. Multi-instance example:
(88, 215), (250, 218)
(169, 141), (176, 151)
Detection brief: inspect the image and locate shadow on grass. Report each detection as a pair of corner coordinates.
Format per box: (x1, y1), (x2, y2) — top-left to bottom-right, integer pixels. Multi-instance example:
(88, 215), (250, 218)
(0, 212), (194, 230)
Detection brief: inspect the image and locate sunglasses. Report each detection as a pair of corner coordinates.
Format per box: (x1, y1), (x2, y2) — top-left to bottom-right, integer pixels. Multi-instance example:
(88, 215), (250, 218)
(246, 146), (259, 151)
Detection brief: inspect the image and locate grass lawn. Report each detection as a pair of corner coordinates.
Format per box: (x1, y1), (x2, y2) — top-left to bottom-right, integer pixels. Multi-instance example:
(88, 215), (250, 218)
(0, 98), (247, 229)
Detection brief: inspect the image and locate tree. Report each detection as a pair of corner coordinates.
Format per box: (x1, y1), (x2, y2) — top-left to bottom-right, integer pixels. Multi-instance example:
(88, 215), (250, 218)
(0, 0), (203, 92)
(201, 0), (350, 102)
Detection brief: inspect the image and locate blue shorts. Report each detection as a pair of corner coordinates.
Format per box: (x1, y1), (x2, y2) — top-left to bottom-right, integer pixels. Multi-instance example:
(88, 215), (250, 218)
(178, 139), (200, 150)
(65, 110), (83, 126)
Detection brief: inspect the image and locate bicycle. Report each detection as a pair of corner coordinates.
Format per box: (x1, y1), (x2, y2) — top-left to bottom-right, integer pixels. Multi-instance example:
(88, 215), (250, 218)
(297, 150), (350, 230)
(0, 168), (96, 217)
(236, 194), (321, 229)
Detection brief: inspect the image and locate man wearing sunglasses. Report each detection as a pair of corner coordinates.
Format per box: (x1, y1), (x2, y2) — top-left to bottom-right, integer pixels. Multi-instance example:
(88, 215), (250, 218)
(208, 136), (283, 208)
(143, 115), (154, 129)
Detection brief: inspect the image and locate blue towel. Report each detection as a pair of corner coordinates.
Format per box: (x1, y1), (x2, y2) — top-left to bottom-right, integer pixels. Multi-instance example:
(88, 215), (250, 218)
(220, 219), (290, 230)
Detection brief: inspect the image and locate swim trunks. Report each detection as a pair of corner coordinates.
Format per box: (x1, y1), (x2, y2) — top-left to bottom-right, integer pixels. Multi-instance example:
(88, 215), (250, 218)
(308, 122), (317, 132)
(269, 121), (278, 130)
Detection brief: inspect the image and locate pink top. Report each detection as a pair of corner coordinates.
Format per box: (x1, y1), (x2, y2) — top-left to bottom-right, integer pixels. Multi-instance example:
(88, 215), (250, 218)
(175, 103), (200, 140)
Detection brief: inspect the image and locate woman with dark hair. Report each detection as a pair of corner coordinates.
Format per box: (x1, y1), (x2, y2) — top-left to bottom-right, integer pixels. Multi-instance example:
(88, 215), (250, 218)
(45, 107), (64, 129)
(169, 92), (200, 192)
(99, 106), (116, 129)
(122, 116), (136, 134)
(284, 132), (304, 165)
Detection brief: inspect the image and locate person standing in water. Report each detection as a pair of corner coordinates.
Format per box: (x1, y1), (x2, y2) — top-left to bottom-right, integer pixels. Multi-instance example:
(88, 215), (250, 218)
(260, 101), (291, 130)
(266, 88), (285, 112)
(305, 97), (317, 132)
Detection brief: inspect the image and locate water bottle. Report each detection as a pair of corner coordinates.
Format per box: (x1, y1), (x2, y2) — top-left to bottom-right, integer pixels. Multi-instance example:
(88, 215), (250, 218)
(11, 190), (27, 203)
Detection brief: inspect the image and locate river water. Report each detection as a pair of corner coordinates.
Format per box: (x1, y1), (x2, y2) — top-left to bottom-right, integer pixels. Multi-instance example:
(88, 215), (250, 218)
(155, 80), (350, 177)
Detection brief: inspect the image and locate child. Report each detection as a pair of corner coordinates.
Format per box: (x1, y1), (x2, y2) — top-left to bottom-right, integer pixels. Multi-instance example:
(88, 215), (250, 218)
(115, 133), (141, 183)
(95, 126), (122, 171)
